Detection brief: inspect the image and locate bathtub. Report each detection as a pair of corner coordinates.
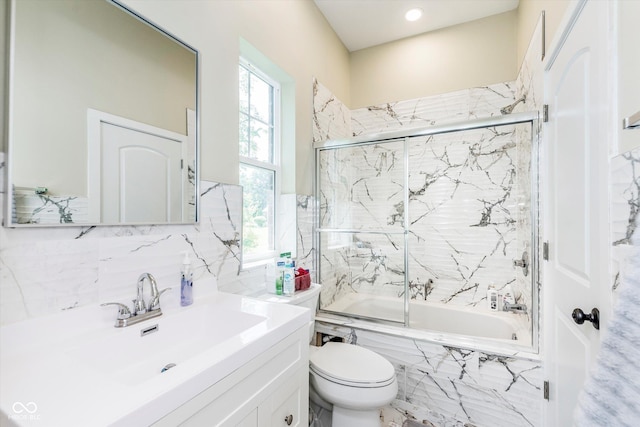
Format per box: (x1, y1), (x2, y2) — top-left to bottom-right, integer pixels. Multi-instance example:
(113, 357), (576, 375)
(320, 293), (532, 351)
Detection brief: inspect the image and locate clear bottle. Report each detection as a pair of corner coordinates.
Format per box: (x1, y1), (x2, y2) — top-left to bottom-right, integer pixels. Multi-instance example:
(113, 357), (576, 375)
(502, 284), (516, 308)
(181, 252), (193, 306)
(275, 259), (285, 295)
(283, 258), (295, 296)
(487, 283), (498, 311)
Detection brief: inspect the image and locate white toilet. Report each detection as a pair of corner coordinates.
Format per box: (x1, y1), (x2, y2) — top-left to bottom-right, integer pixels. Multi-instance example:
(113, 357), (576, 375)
(254, 283), (398, 427)
(309, 341), (398, 427)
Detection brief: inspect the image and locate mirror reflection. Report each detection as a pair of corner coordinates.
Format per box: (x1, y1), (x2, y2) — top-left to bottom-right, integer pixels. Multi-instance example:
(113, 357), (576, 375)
(7, 0), (198, 226)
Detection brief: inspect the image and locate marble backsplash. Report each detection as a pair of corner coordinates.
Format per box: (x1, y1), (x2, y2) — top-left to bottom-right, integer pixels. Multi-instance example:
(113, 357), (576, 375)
(0, 151), (249, 326)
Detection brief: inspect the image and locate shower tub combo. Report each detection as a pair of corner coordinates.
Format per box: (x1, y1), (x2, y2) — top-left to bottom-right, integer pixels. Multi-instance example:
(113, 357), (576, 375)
(314, 112), (539, 353)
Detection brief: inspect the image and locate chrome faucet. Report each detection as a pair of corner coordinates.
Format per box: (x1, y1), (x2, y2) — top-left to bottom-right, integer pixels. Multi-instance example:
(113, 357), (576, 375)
(101, 273), (170, 327)
(503, 302), (528, 314)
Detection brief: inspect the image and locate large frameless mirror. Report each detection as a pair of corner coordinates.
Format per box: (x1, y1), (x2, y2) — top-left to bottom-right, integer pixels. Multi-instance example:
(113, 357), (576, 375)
(5, 0), (198, 226)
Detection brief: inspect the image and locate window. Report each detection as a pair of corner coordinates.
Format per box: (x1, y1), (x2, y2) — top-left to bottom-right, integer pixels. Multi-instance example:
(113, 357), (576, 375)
(239, 60), (280, 264)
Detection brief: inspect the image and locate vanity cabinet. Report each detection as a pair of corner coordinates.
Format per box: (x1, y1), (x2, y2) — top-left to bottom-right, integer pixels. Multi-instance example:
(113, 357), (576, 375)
(152, 327), (309, 427)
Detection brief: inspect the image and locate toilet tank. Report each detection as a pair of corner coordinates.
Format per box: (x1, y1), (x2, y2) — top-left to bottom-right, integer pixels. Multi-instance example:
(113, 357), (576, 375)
(252, 283), (321, 342)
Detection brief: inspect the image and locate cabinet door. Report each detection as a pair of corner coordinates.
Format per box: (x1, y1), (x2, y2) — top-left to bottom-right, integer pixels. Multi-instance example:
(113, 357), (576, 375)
(259, 366), (308, 427)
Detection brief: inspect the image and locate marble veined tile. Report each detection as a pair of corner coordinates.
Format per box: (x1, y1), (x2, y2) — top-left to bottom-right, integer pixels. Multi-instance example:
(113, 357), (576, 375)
(0, 179), (247, 325)
(314, 322), (542, 427)
(319, 140), (405, 231)
(313, 78), (351, 144)
(351, 82), (516, 137)
(610, 148), (640, 291)
(611, 149), (640, 247)
(296, 195), (316, 275)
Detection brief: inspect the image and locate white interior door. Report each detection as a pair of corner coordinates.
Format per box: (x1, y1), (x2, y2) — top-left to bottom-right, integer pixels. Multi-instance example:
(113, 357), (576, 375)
(543, 1), (612, 425)
(101, 122), (183, 223)
(87, 109), (187, 224)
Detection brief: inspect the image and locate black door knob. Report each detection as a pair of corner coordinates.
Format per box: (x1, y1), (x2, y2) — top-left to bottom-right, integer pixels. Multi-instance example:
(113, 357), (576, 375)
(572, 308), (600, 330)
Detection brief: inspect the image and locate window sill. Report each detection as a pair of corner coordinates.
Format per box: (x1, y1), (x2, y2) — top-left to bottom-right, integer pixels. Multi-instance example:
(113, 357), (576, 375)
(241, 257), (271, 271)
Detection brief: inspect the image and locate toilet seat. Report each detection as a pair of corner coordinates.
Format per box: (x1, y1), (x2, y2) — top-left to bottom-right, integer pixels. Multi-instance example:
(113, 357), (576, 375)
(309, 342), (395, 388)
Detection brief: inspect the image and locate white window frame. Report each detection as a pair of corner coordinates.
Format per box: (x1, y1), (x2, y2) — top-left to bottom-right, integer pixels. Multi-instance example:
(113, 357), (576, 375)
(239, 58), (281, 267)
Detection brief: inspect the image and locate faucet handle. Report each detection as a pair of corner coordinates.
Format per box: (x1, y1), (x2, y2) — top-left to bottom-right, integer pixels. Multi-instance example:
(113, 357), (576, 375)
(100, 302), (132, 320)
(133, 298), (147, 315)
(149, 287), (171, 311)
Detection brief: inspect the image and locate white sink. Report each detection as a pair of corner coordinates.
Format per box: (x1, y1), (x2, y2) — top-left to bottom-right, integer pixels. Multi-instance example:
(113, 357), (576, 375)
(66, 305), (266, 386)
(0, 289), (309, 426)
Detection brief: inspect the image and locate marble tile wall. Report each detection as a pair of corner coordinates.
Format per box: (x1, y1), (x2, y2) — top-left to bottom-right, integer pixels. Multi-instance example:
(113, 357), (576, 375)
(315, 321), (543, 427)
(351, 82), (515, 136)
(0, 152), (251, 326)
(312, 78), (351, 145)
(296, 194), (316, 275)
(610, 147), (640, 291)
(315, 81), (538, 313)
(407, 125), (526, 309)
(311, 15), (545, 427)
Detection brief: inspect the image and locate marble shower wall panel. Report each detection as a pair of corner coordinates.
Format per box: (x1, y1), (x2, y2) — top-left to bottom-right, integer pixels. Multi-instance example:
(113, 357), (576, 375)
(610, 148), (640, 290)
(611, 149), (640, 246)
(0, 176), (247, 326)
(407, 125), (520, 307)
(351, 83), (516, 137)
(514, 123), (534, 314)
(319, 141), (405, 231)
(319, 231), (405, 309)
(296, 195), (316, 273)
(514, 14), (545, 114)
(309, 79), (353, 282)
(315, 321), (543, 427)
(312, 78), (352, 144)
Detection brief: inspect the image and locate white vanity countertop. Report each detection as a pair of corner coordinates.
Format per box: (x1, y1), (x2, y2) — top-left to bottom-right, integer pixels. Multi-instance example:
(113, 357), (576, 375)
(0, 291), (310, 426)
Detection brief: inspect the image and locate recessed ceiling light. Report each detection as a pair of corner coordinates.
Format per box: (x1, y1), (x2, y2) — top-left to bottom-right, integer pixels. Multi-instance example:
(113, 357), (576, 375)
(405, 8), (423, 22)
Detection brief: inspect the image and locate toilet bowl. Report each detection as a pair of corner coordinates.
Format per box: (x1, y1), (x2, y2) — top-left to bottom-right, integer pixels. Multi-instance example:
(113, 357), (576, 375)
(309, 341), (398, 427)
(253, 283), (397, 426)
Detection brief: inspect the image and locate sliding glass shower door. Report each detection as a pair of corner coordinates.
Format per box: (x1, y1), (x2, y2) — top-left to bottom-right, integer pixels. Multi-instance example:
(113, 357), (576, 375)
(316, 139), (406, 324)
(315, 114), (538, 348)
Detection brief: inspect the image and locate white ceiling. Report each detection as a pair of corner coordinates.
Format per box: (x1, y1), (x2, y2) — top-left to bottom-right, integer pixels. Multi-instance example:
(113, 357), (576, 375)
(314, 0), (520, 52)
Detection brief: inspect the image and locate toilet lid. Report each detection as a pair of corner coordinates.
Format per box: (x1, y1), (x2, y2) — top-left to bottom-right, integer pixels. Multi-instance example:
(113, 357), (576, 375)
(309, 342), (395, 386)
